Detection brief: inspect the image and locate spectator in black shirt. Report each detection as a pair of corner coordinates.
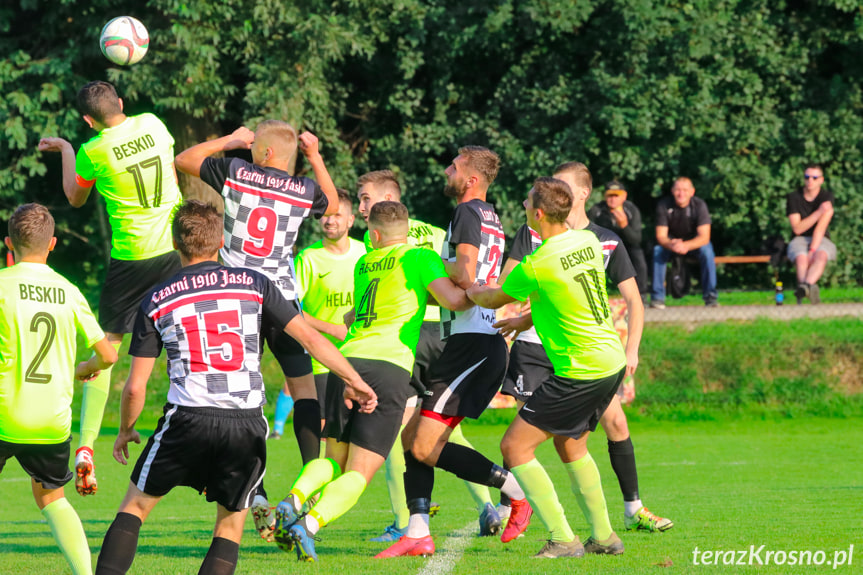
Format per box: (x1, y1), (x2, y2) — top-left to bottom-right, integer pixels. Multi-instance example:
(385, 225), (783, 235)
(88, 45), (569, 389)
(588, 180), (648, 300)
(651, 177), (717, 308)
(786, 164), (835, 304)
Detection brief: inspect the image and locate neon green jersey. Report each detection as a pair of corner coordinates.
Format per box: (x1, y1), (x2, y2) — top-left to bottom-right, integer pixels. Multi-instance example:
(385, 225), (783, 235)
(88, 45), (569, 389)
(75, 113), (182, 260)
(502, 229), (625, 379)
(296, 238), (366, 375)
(364, 218), (447, 322)
(340, 243), (447, 372)
(0, 263), (104, 443)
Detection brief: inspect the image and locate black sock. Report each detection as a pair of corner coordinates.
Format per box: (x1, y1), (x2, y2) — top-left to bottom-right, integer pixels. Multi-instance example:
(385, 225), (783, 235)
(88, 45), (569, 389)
(255, 482), (267, 499)
(404, 450), (435, 503)
(435, 442), (501, 486)
(198, 537), (239, 575)
(608, 437), (639, 502)
(293, 399), (322, 464)
(499, 462), (511, 506)
(95, 512), (142, 575)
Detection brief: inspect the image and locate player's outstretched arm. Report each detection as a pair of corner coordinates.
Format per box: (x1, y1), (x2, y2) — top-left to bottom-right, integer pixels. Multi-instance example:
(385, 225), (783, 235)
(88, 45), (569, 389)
(283, 316), (377, 412)
(617, 277), (643, 377)
(298, 131), (339, 216)
(466, 283), (516, 309)
(114, 356), (155, 465)
(303, 313), (348, 341)
(427, 278), (474, 312)
(37, 137), (93, 207)
(175, 127), (255, 178)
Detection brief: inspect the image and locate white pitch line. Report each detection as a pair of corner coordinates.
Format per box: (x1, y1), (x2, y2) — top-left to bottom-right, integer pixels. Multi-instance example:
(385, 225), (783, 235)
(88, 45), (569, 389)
(416, 522), (475, 575)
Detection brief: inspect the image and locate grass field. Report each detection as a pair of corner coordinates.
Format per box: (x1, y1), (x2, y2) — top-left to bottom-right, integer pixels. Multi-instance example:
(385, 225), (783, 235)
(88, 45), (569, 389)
(1, 415), (860, 574)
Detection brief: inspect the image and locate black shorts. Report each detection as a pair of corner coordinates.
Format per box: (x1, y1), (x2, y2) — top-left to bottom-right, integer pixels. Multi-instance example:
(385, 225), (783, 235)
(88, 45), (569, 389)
(502, 340), (553, 401)
(0, 437), (72, 489)
(324, 358), (412, 458)
(314, 372), (329, 418)
(99, 251), (182, 334)
(520, 368), (626, 440)
(262, 299), (313, 378)
(411, 322), (445, 395)
(422, 333), (508, 419)
(131, 404), (268, 511)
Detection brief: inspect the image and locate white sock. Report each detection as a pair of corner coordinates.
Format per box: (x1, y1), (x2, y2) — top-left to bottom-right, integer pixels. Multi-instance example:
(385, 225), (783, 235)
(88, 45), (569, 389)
(624, 499), (643, 517)
(290, 492), (303, 509)
(497, 504), (511, 518)
(406, 513), (430, 538)
(304, 514), (320, 535)
(500, 472), (525, 501)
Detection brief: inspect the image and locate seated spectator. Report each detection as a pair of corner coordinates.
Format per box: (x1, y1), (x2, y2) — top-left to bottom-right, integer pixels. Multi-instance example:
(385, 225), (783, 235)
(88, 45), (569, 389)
(588, 180), (649, 300)
(786, 164), (835, 304)
(651, 177), (717, 308)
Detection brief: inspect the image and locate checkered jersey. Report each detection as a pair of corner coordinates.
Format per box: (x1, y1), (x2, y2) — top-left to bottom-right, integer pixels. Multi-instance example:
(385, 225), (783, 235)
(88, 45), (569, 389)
(508, 223), (636, 344)
(200, 157), (329, 300)
(440, 199), (505, 338)
(130, 262), (298, 409)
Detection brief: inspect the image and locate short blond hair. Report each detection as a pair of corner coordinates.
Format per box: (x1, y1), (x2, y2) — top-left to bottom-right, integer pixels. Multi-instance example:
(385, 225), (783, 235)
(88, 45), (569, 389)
(255, 120), (298, 160)
(459, 146), (500, 185)
(9, 203), (54, 254)
(553, 161), (592, 191)
(357, 170), (402, 199)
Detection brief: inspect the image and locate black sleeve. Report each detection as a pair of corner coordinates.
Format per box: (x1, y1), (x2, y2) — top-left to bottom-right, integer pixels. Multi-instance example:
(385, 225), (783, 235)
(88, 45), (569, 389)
(448, 203), (482, 248)
(199, 157), (234, 193)
(822, 189), (836, 204)
(695, 197), (711, 226)
(606, 240), (637, 286)
(508, 224), (535, 262)
(306, 178), (329, 219)
(260, 275), (300, 330)
(586, 203), (602, 222)
(655, 197), (669, 227)
(786, 191), (799, 216)
(128, 304), (163, 358)
(618, 202), (642, 246)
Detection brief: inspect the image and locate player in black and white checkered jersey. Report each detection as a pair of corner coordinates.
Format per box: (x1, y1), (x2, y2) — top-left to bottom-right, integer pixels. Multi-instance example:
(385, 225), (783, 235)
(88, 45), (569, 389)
(96, 201), (375, 575)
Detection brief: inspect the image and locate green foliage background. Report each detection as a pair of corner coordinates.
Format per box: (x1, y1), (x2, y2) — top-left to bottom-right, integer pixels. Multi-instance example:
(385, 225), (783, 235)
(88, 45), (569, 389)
(2, 0), (862, 300)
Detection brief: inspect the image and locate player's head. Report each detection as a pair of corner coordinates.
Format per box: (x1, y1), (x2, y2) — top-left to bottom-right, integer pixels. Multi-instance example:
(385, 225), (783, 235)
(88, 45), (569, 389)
(368, 201), (409, 249)
(77, 81), (123, 127)
(671, 177), (695, 208)
(525, 177), (573, 231)
(552, 161), (592, 203)
(252, 120), (299, 166)
(444, 146), (500, 198)
(5, 203), (56, 260)
(321, 189), (355, 242)
(171, 200), (225, 261)
(357, 170), (402, 222)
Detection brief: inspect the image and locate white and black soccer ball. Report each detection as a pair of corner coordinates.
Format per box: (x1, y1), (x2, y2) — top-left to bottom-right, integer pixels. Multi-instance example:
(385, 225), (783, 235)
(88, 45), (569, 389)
(100, 16), (149, 66)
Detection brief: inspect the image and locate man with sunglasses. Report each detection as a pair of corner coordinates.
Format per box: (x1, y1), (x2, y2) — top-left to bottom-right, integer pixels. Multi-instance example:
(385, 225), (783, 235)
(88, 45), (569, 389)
(786, 164), (835, 304)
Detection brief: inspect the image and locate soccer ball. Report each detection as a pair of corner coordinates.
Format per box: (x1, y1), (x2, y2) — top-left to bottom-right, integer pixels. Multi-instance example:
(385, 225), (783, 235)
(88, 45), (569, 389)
(100, 16), (149, 66)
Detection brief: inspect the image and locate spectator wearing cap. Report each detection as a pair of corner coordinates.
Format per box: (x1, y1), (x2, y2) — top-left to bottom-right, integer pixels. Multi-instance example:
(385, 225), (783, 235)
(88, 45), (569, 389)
(587, 180), (648, 299)
(786, 163), (835, 304)
(651, 177), (717, 308)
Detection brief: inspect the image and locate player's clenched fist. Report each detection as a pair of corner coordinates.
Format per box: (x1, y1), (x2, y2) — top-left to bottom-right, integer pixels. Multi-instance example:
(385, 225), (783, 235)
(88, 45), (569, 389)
(298, 131), (320, 157)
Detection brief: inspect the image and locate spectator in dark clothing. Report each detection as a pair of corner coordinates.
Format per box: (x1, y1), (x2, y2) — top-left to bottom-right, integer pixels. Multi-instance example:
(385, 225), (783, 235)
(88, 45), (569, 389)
(786, 164), (835, 305)
(651, 177), (717, 308)
(588, 180), (649, 300)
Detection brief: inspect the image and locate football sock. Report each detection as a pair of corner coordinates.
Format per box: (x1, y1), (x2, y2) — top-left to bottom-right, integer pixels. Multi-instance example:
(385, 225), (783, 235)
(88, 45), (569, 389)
(42, 498), (92, 575)
(198, 537), (238, 575)
(307, 470), (367, 532)
(608, 437), (640, 503)
(511, 458), (574, 543)
(384, 427), (409, 528)
(404, 451), (435, 502)
(448, 425), (493, 510)
(405, 498), (431, 538)
(624, 499), (644, 518)
(499, 462), (512, 508)
(435, 443), (526, 500)
(95, 512), (141, 575)
(290, 458), (341, 506)
(78, 342), (120, 449)
(255, 483), (268, 500)
(565, 453), (614, 541)
(273, 390), (294, 436)
(292, 399), (322, 464)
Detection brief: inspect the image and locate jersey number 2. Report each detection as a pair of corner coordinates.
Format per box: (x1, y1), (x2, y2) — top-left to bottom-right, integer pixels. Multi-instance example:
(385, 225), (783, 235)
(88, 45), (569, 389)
(25, 312), (56, 384)
(181, 310), (244, 372)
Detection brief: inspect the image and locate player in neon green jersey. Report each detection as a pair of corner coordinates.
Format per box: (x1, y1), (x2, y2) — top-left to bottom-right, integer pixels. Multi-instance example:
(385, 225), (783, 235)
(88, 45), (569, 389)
(1, 204), (118, 575)
(37, 81), (183, 492)
(295, 190), (366, 429)
(469, 178), (626, 559)
(356, 170), (498, 541)
(273, 201), (472, 561)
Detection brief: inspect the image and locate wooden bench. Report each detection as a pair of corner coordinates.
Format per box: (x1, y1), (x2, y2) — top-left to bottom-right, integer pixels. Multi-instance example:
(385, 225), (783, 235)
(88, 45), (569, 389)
(714, 255), (771, 265)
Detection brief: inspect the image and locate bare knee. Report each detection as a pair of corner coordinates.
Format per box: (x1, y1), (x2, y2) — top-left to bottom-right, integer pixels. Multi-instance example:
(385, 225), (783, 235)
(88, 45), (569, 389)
(600, 398), (629, 441)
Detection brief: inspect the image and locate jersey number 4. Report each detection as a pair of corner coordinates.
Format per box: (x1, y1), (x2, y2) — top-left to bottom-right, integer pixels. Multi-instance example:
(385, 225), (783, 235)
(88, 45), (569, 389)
(355, 278), (380, 328)
(25, 312), (56, 384)
(181, 310), (244, 372)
